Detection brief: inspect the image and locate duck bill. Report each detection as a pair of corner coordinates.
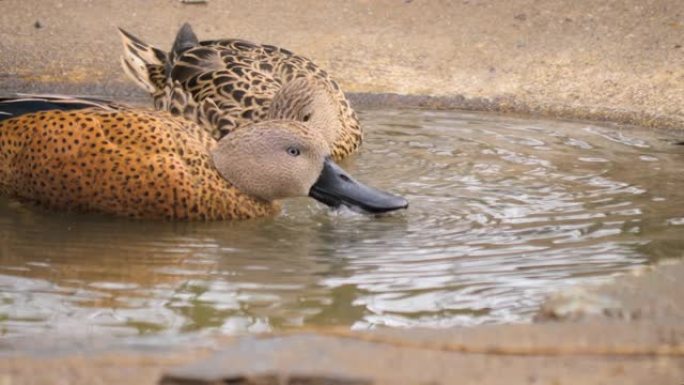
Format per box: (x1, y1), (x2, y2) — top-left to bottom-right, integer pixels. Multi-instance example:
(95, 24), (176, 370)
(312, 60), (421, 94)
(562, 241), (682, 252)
(309, 158), (408, 214)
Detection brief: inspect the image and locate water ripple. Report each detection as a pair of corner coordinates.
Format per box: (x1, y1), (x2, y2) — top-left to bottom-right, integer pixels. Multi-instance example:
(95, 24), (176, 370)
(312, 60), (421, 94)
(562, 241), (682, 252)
(1, 109), (683, 347)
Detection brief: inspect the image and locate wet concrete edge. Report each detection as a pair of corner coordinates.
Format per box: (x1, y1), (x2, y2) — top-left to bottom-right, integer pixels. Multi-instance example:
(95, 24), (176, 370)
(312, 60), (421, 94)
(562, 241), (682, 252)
(156, 261), (684, 385)
(347, 92), (684, 139)
(3, 78), (683, 139)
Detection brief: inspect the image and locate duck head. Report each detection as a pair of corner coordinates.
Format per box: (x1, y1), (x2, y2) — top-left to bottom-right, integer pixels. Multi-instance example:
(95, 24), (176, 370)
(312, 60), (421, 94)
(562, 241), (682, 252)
(268, 77), (361, 160)
(211, 121), (407, 213)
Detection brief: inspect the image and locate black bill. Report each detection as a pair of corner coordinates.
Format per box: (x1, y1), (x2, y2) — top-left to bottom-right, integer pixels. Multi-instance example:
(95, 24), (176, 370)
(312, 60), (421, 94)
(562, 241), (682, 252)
(309, 158), (408, 214)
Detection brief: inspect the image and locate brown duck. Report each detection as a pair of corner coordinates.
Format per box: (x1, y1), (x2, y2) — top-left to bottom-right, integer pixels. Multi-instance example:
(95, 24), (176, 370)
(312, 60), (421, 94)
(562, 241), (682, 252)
(119, 23), (362, 160)
(0, 95), (406, 220)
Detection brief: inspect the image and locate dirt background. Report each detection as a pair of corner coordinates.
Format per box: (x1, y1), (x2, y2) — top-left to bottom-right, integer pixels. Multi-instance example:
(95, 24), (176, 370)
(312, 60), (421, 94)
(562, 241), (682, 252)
(1, 0), (683, 133)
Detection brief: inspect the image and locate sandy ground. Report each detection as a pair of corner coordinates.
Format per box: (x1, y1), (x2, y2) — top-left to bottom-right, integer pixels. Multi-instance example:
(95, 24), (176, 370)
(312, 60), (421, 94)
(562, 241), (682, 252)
(1, 0), (684, 384)
(1, 0), (683, 134)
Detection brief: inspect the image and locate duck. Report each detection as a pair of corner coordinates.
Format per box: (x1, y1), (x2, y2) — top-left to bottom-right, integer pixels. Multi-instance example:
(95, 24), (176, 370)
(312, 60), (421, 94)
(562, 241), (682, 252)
(118, 23), (362, 161)
(0, 95), (407, 220)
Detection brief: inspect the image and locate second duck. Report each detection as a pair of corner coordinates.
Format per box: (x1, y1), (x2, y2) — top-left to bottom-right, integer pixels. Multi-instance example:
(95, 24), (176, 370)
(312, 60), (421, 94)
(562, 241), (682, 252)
(119, 23), (362, 160)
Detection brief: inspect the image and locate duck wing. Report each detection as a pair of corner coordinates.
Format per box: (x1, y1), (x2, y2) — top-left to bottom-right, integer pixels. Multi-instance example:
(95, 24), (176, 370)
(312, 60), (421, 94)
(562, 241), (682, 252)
(197, 38), (332, 83)
(0, 94), (122, 122)
(167, 45), (284, 138)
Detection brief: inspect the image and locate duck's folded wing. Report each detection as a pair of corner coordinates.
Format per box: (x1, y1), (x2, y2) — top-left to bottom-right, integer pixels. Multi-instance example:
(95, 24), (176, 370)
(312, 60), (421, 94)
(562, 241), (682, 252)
(0, 94), (122, 122)
(199, 38), (296, 60)
(118, 27), (169, 94)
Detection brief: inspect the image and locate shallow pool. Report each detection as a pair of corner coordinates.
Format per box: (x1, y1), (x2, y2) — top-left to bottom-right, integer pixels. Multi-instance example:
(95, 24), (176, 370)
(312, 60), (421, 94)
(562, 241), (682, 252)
(1, 109), (682, 348)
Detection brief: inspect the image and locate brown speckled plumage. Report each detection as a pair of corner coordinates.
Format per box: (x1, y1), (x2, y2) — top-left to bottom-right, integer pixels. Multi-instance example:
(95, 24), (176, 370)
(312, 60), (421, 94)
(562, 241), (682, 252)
(119, 23), (362, 160)
(0, 97), (283, 220)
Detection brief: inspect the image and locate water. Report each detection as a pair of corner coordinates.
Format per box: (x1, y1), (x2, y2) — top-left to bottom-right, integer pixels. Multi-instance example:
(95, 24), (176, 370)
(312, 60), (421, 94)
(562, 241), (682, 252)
(1, 109), (683, 348)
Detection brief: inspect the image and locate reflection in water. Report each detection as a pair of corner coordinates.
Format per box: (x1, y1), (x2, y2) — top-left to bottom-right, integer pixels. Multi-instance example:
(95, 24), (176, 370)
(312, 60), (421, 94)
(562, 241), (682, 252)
(1, 109), (683, 347)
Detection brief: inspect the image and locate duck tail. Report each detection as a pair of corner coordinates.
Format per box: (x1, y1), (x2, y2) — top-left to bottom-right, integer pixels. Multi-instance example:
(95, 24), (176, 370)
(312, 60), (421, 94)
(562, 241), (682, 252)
(0, 94), (120, 121)
(118, 27), (169, 94)
(170, 23), (200, 64)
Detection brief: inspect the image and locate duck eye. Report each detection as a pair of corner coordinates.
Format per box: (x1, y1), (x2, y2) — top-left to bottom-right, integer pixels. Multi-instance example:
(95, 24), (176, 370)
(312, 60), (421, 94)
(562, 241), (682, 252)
(287, 147), (301, 157)
(302, 113), (312, 122)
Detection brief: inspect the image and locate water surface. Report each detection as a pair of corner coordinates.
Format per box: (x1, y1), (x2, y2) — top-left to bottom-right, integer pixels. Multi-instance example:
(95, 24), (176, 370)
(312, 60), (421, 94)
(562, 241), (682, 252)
(1, 109), (683, 348)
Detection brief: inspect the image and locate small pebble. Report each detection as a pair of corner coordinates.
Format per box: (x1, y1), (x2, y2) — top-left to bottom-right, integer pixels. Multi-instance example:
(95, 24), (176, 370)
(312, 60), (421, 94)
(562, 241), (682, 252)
(34, 20), (42, 29)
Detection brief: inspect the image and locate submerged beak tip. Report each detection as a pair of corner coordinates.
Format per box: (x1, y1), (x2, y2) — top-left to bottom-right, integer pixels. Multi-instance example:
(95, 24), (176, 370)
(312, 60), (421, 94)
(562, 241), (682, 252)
(309, 159), (408, 214)
(366, 194), (409, 214)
